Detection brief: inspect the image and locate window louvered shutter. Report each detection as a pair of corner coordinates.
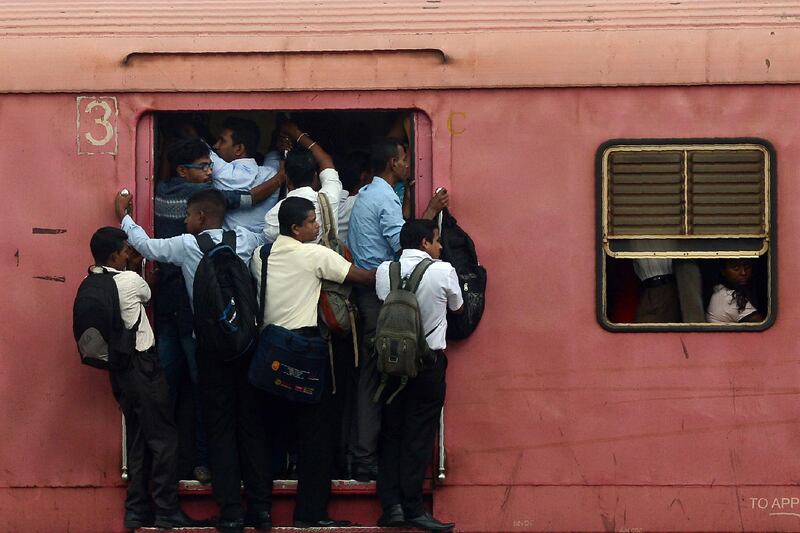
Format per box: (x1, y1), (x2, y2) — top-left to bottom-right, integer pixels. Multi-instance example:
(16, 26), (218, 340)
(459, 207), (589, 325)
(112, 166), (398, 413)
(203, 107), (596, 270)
(687, 150), (765, 235)
(608, 151), (684, 236)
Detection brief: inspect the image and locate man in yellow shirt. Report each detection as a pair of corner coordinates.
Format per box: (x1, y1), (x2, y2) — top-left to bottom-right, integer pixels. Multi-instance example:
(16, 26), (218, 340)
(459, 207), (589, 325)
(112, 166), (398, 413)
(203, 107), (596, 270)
(250, 197), (374, 527)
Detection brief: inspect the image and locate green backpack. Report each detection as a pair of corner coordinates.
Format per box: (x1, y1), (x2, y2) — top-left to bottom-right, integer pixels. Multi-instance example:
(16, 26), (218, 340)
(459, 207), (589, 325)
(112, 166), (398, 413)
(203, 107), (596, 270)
(373, 258), (436, 404)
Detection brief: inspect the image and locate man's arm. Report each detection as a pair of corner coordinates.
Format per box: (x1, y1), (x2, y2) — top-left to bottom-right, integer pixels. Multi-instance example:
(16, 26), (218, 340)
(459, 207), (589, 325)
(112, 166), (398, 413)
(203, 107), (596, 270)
(116, 192), (188, 265)
(420, 187), (449, 220)
(344, 265), (376, 286)
(249, 162), (286, 204)
(445, 265), (465, 314)
(281, 121), (335, 171)
(380, 200), (406, 254)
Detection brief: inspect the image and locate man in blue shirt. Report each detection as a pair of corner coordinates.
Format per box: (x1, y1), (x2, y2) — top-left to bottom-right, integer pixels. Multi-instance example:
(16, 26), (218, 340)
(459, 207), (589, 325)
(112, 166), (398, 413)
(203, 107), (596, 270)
(346, 137), (448, 480)
(209, 117), (286, 233)
(116, 189), (272, 533)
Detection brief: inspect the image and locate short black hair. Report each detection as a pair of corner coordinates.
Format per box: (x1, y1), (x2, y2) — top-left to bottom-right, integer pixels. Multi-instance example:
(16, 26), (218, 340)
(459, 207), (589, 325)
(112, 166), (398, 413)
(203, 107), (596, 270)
(340, 150), (370, 193)
(371, 137), (403, 175)
(285, 148), (317, 188)
(400, 219), (437, 250)
(222, 117), (260, 158)
(167, 138), (209, 175)
(187, 189), (226, 221)
(90, 227), (128, 265)
(279, 196), (315, 236)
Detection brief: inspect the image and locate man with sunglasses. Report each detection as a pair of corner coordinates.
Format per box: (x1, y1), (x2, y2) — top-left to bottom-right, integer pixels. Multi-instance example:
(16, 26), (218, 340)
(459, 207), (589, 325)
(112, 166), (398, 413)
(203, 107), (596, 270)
(153, 137), (282, 484)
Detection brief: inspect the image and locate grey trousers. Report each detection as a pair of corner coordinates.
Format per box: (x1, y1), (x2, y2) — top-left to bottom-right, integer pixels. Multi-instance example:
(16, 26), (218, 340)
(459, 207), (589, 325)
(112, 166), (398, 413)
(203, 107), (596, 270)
(351, 285), (383, 468)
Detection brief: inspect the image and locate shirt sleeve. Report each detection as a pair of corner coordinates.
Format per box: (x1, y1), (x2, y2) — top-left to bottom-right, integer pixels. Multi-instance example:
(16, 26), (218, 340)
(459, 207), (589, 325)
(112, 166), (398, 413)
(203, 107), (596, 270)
(121, 215), (188, 265)
(319, 168), (343, 206)
(263, 199), (282, 243)
(209, 149), (235, 187)
(379, 198), (405, 253)
(219, 189), (252, 210)
(444, 265), (464, 311)
(235, 228), (267, 264)
(211, 151), (259, 191)
(310, 245), (351, 283)
(375, 262), (390, 301)
(117, 271), (151, 305)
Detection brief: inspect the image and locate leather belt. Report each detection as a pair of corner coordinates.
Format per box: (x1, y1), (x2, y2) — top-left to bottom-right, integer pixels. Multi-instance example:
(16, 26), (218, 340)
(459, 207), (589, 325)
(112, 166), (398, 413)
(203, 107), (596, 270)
(641, 274), (675, 289)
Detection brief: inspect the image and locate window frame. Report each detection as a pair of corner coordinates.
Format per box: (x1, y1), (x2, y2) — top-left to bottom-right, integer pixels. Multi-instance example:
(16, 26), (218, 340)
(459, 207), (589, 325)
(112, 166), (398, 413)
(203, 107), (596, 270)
(595, 138), (777, 332)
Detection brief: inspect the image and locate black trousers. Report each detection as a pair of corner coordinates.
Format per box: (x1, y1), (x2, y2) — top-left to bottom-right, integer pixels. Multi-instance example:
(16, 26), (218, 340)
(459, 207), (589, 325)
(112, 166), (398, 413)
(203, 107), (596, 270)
(110, 350), (179, 516)
(377, 353), (447, 518)
(266, 352), (337, 522)
(352, 285), (383, 468)
(196, 348), (271, 520)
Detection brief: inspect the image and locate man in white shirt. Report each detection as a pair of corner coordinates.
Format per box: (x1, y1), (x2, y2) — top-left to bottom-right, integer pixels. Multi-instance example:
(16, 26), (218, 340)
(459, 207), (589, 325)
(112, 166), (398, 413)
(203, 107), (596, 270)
(87, 227), (201, 529)
(262, 121), (342, 244)
(250, 197), (374, 528)
(210, 117), (286, 233)
(374, 219), (462, 532)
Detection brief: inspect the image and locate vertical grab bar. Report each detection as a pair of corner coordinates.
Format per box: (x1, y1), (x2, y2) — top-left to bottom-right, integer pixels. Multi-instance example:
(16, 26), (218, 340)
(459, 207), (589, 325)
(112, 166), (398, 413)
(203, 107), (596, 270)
(438, 407), (446, 480)
(121, 414), (128, 481)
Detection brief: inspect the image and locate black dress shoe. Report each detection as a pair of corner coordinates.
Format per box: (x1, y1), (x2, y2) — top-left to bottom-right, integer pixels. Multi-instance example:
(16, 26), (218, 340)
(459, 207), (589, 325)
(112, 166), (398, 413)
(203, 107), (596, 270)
(215, 516), (245, 533)
(154, 509), (210, 528)
(377, 504), (406, 527)
(293, 518), (353, 527)
(406, 511), (455, 531)
(244, 510), (272, 530)
(352, 462), (378, 481)
(123, 511), (153, 529)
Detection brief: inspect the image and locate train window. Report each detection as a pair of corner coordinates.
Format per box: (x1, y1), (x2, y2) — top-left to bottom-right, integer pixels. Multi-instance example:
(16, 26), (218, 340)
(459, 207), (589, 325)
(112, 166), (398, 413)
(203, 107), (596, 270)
(597, 140), (775, 330)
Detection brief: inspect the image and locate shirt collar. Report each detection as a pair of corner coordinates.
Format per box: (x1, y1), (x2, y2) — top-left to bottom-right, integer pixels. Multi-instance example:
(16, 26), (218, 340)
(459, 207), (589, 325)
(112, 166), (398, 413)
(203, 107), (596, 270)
(400, 249), (433, 261)
(90, 265), (122, 274)
(274, 234), (303, 249)
(366, 176), (393, 192)
(287, 186), (316, 199)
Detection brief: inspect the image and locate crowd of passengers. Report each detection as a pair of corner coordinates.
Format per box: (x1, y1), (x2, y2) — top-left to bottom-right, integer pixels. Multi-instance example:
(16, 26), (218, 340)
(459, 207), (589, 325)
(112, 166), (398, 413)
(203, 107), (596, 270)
(626, 257), (766, 324)
(89, 113), (461, 531)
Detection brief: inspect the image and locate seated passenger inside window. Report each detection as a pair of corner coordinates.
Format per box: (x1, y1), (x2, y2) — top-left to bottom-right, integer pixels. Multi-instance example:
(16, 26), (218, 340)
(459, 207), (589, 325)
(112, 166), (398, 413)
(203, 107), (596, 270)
(706, 258), (764, 323)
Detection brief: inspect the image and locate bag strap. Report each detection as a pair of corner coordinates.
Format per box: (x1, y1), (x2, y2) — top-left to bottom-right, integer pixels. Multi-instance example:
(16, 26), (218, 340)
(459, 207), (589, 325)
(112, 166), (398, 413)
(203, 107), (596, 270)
(317, 192), (336, 248)
(257, 245), (270, 329)
(406, 258), (433, 294)
(389, 261), (402, 291)
(195, 233), (216, 254)
(222, 230), (237, 249)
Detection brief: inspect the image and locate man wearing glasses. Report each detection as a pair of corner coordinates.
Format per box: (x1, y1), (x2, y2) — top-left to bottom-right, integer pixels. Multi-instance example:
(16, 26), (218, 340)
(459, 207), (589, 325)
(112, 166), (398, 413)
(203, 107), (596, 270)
(153, 137), (281, 484)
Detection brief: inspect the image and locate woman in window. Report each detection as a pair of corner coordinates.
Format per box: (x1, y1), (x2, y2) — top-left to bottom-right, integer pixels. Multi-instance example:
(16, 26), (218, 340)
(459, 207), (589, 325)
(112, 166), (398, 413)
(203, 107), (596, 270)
(706, 258), (764, 323)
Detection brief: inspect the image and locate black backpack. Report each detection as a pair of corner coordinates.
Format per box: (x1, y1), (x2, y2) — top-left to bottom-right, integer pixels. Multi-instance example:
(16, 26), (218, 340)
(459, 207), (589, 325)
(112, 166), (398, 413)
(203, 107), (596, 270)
(73, 268), (140, 371)
(193, 231), (258, 362)
(439, 208), (487, 340)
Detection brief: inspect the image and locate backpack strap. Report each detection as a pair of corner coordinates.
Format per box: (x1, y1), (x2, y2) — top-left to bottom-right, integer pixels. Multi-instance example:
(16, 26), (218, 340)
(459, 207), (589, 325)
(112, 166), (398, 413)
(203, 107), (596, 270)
(405, 258), (434, 294)
(389, 261), (402, 291)
(257, 245), (270, 329)
(195, 233), (216, 254)
(318, 192), (336, 248)
(386, 376), (408, 405)
(222, 230), (237, 249)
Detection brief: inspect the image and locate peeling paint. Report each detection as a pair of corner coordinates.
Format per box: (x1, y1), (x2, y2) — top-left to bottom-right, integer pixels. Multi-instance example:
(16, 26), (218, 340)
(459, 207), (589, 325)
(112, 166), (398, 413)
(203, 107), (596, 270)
(32, 228), (66, 234)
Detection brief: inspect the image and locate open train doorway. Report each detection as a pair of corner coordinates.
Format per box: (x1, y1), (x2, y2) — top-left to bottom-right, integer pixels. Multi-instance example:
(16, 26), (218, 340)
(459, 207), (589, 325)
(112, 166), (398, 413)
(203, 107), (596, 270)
(130, 109), (440, 493)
